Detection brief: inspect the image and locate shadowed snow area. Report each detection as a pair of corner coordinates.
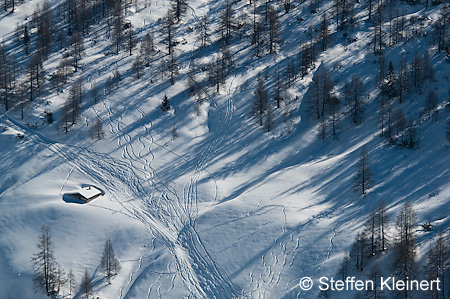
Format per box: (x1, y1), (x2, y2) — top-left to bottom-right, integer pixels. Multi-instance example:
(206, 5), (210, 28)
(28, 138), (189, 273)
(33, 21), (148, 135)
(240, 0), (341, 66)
(0, 0), (450, 298)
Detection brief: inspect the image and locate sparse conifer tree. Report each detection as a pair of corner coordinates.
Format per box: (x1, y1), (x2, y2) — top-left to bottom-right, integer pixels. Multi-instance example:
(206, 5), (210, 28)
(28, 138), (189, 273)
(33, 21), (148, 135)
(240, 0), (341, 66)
(364, 209), (379, 257)
(266, 105), (273, 132)
(127, 22), (136, 56)
(37, 0), (53, 59)
(393, 201), (417, 299)
(300, 44), (312, 79)
(366, 263), (382, 299)
(220, 43), (234, 77)
(28, 51), (45, 100)
(23, 24), (30, 55)
(426, 230), (449, 299)
(140, 32), (154, 67)
(171, 0), (187, 23)
(100, 238), (121, 283)
(253, 21), (263, 57)
(350, 231), (367, 271)
(197, 16), (211, 49)
(310, 72), (321, 119)
(423, 50), (434, 82)
(79, 268), (93, 299)
(63, 82), (81, 128)
(320, 12), (329, 51)
(396, 108), (406, 145)
(284, 0), (290, 14)
(161, 94), (171, 112)
(321, 69), (333, 118)
(285, 61), (296, 88)
(54, 265), (67, 296)
(347, 75), (364, 125)
(132, 56), (144, 79)
(398, 55), (408, 104)
(106, 76), (114, 94)
(354, 146), (372, 195)
(163, 10), (178, 85)
(426, 88), (438, 121)
(318, 116), (327, 140)
(67, 268), (76, 298)
(404, 118), (417, 149)
(327, 95), (340, 139)
(268, 6), (280, 54)
(91, 82), (99, 105)
(378, 51), (385, 83)
(378, 200), (389, 252)
(275, 66), (283, 108)
(113, 0), (123, 54)
(31, 225), (60, 296)
(0, 48), (11, 111)
(220, 0), (234, 44)
(16, 82), (27, 119)
(172, 125), (178, 139)
(90, 117), (105, 140)
(337, 253), (350, 281)
(411, 53), (422, 91)
(71, 32), (84, 72)
(253, 73), (268, 126)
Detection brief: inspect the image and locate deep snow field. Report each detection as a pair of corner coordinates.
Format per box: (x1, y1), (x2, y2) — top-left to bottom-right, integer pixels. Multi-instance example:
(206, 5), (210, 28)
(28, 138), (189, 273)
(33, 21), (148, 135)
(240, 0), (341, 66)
(0, 0), (450, 298)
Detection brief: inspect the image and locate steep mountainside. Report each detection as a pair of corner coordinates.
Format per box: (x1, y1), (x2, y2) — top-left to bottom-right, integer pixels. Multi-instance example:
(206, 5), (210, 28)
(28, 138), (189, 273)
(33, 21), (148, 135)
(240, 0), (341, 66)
(0, 0), (450, 298)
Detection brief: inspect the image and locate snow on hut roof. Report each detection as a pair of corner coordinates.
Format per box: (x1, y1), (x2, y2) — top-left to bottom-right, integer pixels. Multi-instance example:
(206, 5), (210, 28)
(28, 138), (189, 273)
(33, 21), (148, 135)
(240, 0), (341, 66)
(67, 186), (103, 202)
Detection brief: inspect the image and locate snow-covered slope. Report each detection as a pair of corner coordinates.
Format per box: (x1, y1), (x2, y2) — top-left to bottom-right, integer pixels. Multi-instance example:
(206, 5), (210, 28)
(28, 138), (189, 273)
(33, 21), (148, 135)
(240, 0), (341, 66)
(1, 0), (450, 298)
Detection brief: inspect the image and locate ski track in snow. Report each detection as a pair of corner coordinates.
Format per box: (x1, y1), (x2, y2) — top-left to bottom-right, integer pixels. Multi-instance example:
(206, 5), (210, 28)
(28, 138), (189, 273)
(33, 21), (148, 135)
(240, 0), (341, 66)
(0, 54), (339, 299)
(59, 165), (75, 195)
(0, 1), (365, 297)
(1, 90), (237, 298)
(241, 200), (344, 299)
(87, 43), (241, 296)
